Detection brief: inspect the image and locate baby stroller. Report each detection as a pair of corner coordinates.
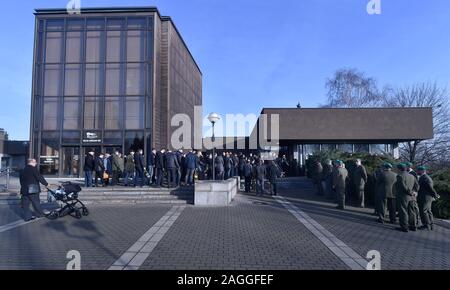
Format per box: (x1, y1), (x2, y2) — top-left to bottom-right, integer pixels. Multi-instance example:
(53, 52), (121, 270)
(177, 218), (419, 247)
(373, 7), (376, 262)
(46, 182), (89, 220)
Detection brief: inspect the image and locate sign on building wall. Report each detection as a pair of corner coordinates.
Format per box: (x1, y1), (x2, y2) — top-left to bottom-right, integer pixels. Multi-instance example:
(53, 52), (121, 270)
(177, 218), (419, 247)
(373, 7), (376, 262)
(82, 132), (102, 144)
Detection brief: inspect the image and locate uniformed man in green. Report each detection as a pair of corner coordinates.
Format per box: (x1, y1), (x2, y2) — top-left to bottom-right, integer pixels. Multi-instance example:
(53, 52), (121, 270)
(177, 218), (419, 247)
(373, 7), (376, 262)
(353, 159), (368, 208)
(396, 163), (420, 232)
(417, 166), (440, 230)
(322, 159), (333, 199)
(406, 162), (418, 180)
(333, 160), (348, 210)
(312, 159), (324, 195)
(375, 163), (397, 224)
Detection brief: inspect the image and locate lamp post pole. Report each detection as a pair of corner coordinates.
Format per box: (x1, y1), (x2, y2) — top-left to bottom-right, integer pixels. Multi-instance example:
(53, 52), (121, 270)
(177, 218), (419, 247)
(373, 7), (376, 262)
(212, 122), (216, 181)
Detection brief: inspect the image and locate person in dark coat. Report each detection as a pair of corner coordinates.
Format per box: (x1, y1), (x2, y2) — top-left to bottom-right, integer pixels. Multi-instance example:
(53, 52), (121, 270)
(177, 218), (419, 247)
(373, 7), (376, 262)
(224, 153), (232, 180)
(175, 150), (183, 187)
(147, 149), (156, 186)
(124, 151), (135, 186)
(238, 155), (245, 179)
(94, 153), (105, 187)
(134, 149), (145, 187)
(244, 160), (253, 193)
(215, 153), (225, 180)
(165, 150), (180, 188)
(254, 160), (266, 196)
(103, 153), (113, 187)
(417, 166), (440, 230)
(83, 150), (95, 187)
(155, 149), (166, 187)
(267, 161), (281, 195)
(184, 150), (198, 186)
(20, 159), (49, 221)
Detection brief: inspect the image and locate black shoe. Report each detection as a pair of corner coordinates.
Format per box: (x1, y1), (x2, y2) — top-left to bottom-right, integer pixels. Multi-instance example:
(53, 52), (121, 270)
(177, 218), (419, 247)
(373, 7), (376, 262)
(376, 218), (385, 224)
(410, 227), (417, 232)
(397, 228), (408, 233)
(389, 220), (396, 224)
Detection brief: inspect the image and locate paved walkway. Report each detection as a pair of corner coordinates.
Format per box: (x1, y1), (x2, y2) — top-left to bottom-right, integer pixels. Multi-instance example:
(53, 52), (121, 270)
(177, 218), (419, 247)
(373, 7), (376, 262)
(0, 178), (448, 270)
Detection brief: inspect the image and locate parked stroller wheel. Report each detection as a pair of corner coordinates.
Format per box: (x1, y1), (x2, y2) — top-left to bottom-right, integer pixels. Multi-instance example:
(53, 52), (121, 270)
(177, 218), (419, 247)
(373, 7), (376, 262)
(82, 207), (89, 216)
(75, 209), (82, 219)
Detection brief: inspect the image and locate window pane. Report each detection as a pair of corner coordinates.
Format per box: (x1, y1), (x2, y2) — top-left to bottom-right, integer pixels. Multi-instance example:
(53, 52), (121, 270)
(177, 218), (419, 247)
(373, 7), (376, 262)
(105, 63), (122, 95)
(354, 144), (369, 153)
(63, 97), (80, 129)
(127, 17), (146, 29)
(337, 144), (353, 153)
(125, 131), (144, 153)
(64, 64), (82, 96)
(46, 19), (64, 31)
(107, 18), (125, 30)
(105, 97), (122, 130)
(125, 97), (144, 129)
(370, 144), (387, 154)
(127, 30), (145, 62)
(321, 144), (336, 151)
(67, 19), (84, 30)
(126, 63), (144, 95)
(40, 132), (60, 176)
(84, 97), (102, 129)
(304, 144), (320, 156)
(44, 64), (62, 96)
(85, 64), (103, 95)
(66, 31), (83, 63)
(62, 131), (81, 144)
(86, 31), (104, 63)
(45, 32), (63, 63)
(104, 131), (123, 145)
(87, 18), (105, 30)
(43, 98), (59, 130)
(106, 30), (124, 62)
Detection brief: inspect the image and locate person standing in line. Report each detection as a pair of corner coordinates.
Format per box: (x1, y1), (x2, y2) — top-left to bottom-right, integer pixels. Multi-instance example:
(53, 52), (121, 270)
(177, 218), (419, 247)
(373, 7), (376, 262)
(417, 166), (440, 231)
(148, 149), (156, 186)
(254, 160), (266, 196)
(184, 150), (198, 186)
(333, 160), (348, 210)
(124, 151), (135, 187)
(111, 150), (122, 186)
(267, 160), (281, 196)
(312, 159), (323, 195)
(103, 153), (112, 187)
(322, 160), (333, 199)
(83, 150), (95, 187)
(165, 150), (180, 188)
(20, 159), (50, 221)
(243, 159), (253, 193)
(155, 149), (166, 187)
(134, 149), (145, 188)
(94, 153), (105, 187)
(375, 163), (397, 224)
(353, 159), (368, 208)
(175, 150), (183, 187)
(406, 162), (418, 180)
(215, 153), (225, 180)
(224, 152), (232, 180)
(396, 163), (420, 232)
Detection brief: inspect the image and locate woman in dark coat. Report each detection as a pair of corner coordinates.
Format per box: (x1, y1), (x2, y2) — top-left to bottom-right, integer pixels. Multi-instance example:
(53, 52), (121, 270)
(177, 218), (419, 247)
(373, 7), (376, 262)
(19, 159), (49, 221)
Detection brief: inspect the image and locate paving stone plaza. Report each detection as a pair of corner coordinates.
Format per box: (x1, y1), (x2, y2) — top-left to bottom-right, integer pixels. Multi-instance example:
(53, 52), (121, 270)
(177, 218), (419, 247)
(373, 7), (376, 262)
(1, 178), (449, 270)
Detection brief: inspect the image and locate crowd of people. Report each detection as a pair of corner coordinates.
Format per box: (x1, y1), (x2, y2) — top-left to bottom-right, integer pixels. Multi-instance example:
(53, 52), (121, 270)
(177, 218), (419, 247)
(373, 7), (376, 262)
(310, 158), (440, 232)
(83, 149), (289, 195)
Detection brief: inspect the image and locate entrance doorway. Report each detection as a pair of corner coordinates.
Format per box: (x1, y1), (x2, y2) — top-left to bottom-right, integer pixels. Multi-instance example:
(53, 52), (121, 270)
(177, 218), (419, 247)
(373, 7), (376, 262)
(62, 147), (80, 177)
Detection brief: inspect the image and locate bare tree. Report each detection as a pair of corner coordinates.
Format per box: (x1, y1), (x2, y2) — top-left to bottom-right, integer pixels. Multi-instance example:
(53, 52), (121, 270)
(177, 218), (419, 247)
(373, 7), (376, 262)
(383, 83), (450, 166)
(324, 68), (383, 108)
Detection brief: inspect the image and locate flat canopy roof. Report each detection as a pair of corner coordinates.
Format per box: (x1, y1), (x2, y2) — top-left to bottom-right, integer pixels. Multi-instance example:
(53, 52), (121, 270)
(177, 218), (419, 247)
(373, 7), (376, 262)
(255, 107), (434, 142)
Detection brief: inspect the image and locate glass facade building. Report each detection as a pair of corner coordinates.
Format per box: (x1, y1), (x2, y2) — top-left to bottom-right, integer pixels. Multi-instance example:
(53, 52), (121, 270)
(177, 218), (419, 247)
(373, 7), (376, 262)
(30, 8), (202, 176)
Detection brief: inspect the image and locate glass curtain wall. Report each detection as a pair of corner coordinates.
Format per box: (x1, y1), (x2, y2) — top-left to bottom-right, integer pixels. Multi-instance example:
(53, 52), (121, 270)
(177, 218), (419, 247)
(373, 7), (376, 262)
(33, 15), (154, 176)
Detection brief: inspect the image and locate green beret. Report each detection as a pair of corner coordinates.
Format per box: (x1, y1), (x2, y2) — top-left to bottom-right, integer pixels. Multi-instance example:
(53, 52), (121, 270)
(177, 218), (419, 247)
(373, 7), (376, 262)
(406, 162), (413, 167)
(417, 166), (427, 171)
(383, 163), (393, 169)
(397, 163), (407, 170)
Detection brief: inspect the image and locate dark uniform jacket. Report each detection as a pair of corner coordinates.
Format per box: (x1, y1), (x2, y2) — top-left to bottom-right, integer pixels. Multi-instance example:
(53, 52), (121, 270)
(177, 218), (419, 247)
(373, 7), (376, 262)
(185, 153), (198, 170)
(94, 157), (105, 173)
(165, 152), (180, 169)
(112, 154), (122, 172)
(353, 165), (368, 187)
(125, 155), (135, 172)
(418, 174), (438, 198)
(83, 154), (95, 172)
(224, 156), (232, 170)
(155, 152), (165, 169)
(254, 164), (266, 181)
(333, 167), (348, 190)
(396, 171), (419, 197)
(215, 155), (224, 172)
(322, 163), (333, 180)
(267, 163), (281, 182)
(378, 170), (397, 199)
(19, 165), (49, 196)
(244, 163), (253, 177)
(148, 152), (156, 167)
(134, 153), (145, 171)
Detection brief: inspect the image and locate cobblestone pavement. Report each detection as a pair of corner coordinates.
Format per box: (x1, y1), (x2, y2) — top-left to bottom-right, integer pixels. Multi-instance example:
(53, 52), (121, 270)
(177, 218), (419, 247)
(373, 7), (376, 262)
(277, 178), (450, 270)
(1, 178), (448, 270)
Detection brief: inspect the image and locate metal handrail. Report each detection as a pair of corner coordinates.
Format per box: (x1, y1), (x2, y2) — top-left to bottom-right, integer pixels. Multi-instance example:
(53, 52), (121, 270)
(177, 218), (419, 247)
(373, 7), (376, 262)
(0, 167), (11, 190)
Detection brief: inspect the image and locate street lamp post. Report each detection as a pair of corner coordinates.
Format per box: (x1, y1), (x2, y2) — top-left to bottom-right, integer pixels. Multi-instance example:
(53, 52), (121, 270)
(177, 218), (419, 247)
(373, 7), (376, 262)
(207, 113), (221, 181)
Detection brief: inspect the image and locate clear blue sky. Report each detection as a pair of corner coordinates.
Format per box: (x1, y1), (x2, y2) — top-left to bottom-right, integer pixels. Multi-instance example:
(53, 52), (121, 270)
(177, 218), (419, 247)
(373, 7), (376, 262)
(1, 0), (450, 140)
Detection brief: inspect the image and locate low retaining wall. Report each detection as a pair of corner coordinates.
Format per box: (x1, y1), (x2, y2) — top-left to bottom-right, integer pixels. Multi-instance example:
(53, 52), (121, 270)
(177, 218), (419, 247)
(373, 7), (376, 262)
(194, 178), (238, 206)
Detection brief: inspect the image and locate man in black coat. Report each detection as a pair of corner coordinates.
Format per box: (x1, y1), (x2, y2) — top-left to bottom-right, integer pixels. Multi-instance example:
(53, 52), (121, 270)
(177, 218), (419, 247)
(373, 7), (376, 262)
(94, 153), (105, 187)
(224, 153), (232, 180)
(155, 149), (166, 187)
(215, 153), (225, 180)
(134, 149), (145, 187)
(19, 159), (50, 221)
(147, 149), (156, 185)
(244, 160), (253, 193)
(83, 150), (95, 187)
(165, 150), (180, 188)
